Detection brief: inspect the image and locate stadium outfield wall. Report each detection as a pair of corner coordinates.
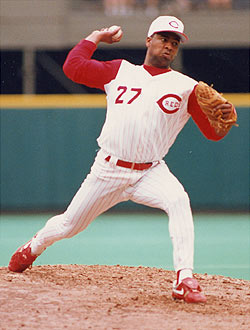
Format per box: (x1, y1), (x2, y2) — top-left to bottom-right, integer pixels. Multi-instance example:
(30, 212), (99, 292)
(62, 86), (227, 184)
(1, 94), (249, 212)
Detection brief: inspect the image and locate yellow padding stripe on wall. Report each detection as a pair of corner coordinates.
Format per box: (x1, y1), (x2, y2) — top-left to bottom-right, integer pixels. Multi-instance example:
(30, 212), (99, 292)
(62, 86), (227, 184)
(0, 93), (249, 109)
(0, 94), (107, 109)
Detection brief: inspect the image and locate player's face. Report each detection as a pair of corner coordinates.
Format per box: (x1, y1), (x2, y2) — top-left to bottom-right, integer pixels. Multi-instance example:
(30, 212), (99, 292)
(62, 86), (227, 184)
(145, 32), (180, 68)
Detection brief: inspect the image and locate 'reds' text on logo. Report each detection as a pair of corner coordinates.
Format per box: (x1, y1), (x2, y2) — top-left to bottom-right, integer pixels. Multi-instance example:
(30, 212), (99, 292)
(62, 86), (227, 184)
(157, 94), (182, 114)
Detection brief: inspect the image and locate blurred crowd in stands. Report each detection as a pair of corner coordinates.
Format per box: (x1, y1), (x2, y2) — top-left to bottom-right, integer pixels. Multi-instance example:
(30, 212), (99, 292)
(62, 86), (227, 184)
(72, 0), (249, 15)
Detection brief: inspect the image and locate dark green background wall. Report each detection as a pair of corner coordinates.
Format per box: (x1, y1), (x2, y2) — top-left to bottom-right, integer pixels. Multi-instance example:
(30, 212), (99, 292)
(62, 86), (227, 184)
(1, 106), (249, 212)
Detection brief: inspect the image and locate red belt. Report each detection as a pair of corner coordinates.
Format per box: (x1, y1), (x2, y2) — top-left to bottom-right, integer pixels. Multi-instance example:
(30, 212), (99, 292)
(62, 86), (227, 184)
(105, 156), (153, 171)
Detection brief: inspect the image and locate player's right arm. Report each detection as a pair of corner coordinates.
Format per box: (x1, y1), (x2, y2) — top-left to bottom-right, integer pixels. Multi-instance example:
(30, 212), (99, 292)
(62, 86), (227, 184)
(63, 28), (123, 90)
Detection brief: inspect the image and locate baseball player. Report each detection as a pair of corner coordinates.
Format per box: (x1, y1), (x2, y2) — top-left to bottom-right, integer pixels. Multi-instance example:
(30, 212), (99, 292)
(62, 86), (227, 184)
(8, 16), (237, 303)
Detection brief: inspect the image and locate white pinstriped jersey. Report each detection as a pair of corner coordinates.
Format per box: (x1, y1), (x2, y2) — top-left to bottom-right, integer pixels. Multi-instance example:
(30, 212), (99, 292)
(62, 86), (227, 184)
(97, 60), (197, 162)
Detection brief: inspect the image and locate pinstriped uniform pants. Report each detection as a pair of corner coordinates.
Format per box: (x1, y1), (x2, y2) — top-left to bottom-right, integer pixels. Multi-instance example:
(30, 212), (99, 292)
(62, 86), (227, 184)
(31, 149), (194, 272)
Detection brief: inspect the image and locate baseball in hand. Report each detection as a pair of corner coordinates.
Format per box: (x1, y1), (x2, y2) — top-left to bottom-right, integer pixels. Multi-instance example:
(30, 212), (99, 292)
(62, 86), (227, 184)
(108, 25), (122, 41)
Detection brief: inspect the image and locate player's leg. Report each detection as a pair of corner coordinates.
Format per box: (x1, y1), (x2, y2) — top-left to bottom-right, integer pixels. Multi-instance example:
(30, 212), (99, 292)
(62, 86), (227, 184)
(30, 166), (131, 255)
(129, 160), (194, 272)
(8, 150), (131, 272)
(128, 161), (206, 303)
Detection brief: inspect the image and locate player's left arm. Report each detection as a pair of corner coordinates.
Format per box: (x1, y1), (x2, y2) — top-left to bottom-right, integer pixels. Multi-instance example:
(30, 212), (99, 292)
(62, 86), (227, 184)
(187, 86), (237, 140)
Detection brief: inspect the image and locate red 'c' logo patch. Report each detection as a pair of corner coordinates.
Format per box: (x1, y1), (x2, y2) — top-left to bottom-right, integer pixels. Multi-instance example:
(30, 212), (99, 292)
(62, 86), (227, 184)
(157, 94), (182, 114)
(169, 21), (179, 29)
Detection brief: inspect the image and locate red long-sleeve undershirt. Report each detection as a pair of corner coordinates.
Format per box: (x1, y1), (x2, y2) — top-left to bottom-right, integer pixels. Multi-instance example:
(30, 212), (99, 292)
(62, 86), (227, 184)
(63, 39), (224, 141)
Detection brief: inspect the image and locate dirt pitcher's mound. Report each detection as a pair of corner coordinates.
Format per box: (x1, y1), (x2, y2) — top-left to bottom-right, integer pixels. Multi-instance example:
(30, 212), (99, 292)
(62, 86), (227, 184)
(0, 265), (249, 330)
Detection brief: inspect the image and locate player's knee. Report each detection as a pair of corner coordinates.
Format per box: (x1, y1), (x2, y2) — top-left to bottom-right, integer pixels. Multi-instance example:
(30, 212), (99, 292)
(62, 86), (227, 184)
(167, 191), (191, 212)
(180, 191), (190, 206)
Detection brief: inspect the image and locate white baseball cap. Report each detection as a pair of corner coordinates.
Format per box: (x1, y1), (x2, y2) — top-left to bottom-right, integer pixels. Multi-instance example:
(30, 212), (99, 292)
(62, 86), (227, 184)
(147, 16), (188, 42)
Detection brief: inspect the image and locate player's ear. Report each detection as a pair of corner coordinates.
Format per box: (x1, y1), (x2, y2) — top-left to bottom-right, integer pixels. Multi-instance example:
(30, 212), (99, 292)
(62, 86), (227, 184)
(146, 36), (152, 48)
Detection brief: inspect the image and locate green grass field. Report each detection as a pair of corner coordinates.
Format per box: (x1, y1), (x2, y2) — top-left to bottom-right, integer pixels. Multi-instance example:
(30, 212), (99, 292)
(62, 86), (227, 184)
(1, 213), (249, 280)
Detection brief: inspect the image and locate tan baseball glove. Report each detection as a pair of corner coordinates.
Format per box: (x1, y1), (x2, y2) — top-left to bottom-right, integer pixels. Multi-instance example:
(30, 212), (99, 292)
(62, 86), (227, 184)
(195, 81), (238, 135)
